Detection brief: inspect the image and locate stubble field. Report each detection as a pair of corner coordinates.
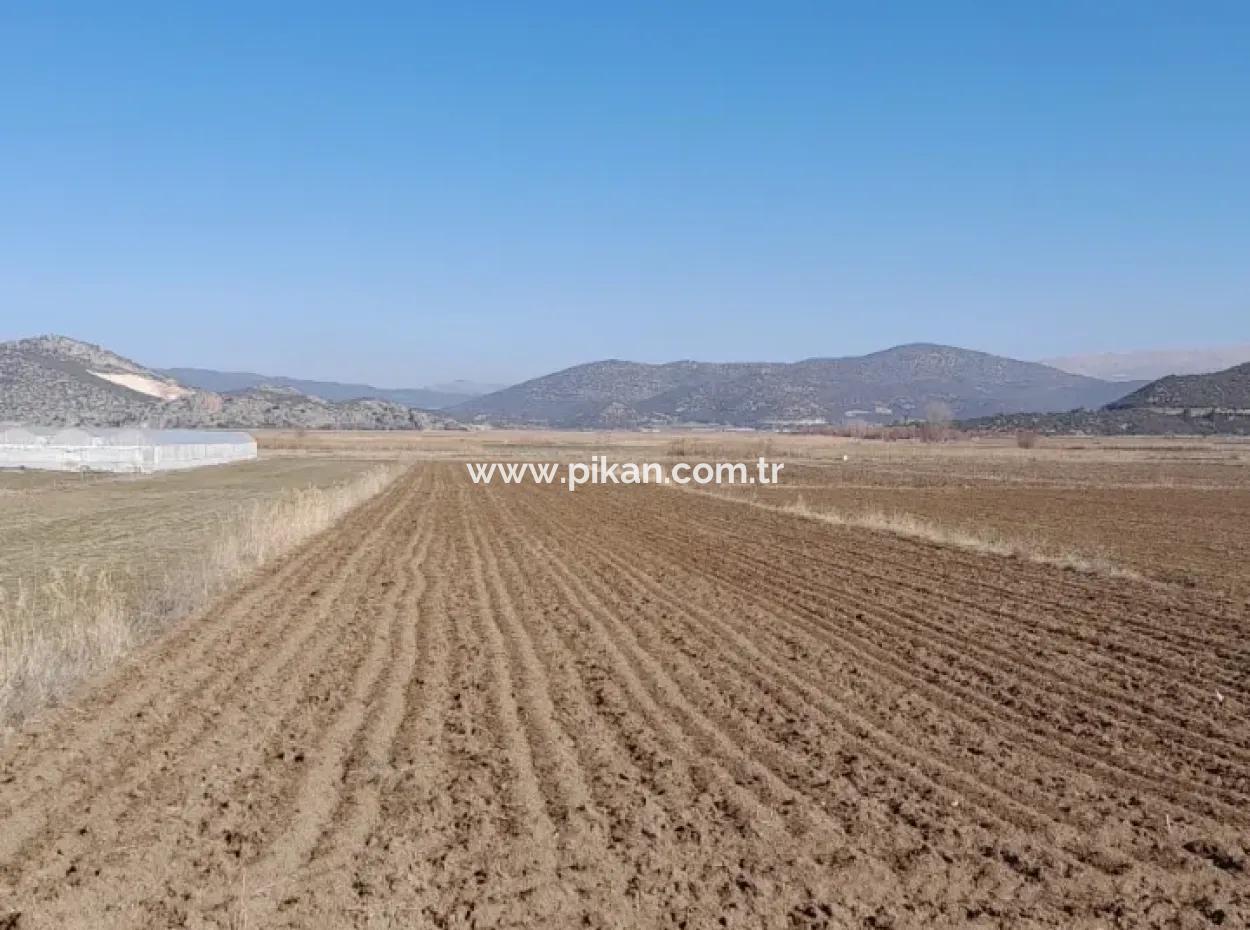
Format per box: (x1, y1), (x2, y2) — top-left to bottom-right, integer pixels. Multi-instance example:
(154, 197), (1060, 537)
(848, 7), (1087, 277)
(0, 434), (1247, 928)
(0, 457), (386, 593)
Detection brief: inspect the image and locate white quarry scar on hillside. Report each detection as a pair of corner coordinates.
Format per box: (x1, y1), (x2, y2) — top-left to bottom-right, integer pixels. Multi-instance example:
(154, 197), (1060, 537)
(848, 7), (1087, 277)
(89, 371), (191, 401)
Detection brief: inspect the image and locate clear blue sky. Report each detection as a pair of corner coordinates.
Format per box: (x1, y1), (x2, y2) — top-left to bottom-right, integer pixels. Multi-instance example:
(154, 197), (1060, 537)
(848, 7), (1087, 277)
(2, 2), (1248, 386)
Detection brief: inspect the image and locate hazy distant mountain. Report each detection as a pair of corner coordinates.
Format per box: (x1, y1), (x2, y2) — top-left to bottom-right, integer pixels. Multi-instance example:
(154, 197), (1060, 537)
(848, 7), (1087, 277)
(1043, 345), (1250, 382)
(428, 379), (508, 396)
(451, 344), (1142, 428)
(161, 367), (483, 409)
(1, 336), (460, 430)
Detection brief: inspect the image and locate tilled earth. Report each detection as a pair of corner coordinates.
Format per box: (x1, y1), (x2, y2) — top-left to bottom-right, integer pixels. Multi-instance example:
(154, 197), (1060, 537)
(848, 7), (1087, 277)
(711, 459), (1250, 598)
(1, 464), (1247, 928)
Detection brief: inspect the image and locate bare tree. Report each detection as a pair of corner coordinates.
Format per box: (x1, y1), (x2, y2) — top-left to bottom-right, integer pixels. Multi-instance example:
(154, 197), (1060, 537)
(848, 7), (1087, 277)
(920, 401), (953, 442)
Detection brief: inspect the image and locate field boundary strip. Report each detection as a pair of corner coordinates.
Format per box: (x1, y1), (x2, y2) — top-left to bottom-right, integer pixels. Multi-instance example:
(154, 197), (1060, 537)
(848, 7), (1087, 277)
(0, 462), (408, 734)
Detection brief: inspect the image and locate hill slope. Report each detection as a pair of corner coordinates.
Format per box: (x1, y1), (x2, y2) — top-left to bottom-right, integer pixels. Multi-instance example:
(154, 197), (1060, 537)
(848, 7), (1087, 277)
(452, 344), (1141, 428)
(0, 335), (191, 426)
(1107, 361), (1250, 411)
(161, 367), (481, 409)
(451, 359), (767, 428)
(963, 361), (1250, 435)
(152, 386), (454, 430)
(1, 336), (459, 430)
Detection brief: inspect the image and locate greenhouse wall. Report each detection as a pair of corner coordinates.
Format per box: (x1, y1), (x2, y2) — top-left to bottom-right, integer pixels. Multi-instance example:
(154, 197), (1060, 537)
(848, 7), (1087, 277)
(0, 428), (257, 474)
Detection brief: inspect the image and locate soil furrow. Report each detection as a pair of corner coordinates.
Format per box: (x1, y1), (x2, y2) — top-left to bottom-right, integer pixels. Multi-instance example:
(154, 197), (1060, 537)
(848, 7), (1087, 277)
(0, 472), (420, 878)
(0, 471), (413, 816)
(505, 485), (1247, 890)
(685, 499), (1250, 704)
(503, 488), (1087, 838)
(226, 493), (437, 926)
(687, 492), (1249, 661)
(597, 491), (1250, 818)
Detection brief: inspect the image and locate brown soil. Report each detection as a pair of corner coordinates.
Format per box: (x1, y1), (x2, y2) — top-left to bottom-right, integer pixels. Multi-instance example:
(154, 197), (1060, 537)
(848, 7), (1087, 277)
(1, 464), (1247, 928)
(710, 458), (1250, 598)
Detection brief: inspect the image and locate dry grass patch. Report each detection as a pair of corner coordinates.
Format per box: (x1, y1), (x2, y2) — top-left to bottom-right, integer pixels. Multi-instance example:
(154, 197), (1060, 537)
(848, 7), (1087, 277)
(664, 435), (778, 461)
(781, 495), (1141, 578)
(687, 487), (1142, 580)
(0, 463), (402, 731)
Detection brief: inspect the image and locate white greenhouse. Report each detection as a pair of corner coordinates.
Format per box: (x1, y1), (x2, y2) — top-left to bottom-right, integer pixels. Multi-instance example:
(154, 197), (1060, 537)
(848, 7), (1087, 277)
(0, 427), (257, 474)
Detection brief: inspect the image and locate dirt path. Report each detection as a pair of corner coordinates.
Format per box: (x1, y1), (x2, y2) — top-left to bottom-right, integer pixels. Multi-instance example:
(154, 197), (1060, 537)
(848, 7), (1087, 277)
(1, 464), (1246, 928)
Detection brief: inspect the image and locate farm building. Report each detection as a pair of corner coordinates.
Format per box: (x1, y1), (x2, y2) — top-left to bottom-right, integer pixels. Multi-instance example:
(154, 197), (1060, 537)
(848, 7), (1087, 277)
(0, 427), (257, 473)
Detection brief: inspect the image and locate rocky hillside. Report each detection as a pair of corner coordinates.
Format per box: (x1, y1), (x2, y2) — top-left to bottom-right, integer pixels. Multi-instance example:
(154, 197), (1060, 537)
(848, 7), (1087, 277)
(1, 335), (459, 430)
(0, 335), (188, 426)
(963, 361), (1250, 435)
(1107, 361), (1250, 412)
(452, 344), (1141, 428)
(152, 387), (453, 430)
(451, 360), (764, 428)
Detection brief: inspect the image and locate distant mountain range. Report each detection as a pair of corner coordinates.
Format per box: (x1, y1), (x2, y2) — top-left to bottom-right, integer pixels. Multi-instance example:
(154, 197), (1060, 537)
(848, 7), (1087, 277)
(1042, 345), (1250, 382)
(160, 368), (501, 409)
(0, 336), (459, 430)
(9, 334), (1250, 435)
(450, 344), (1143, 429)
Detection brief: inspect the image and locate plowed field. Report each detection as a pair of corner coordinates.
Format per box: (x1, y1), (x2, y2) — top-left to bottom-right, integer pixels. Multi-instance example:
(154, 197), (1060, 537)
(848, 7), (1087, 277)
(1, 463), (1246, 928)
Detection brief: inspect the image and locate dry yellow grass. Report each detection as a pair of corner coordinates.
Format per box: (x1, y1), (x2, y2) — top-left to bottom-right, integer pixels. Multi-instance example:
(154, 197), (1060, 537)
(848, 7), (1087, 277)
(0, 457), (386, 591)
(821, 506), (1139, 578)
(0, 463), (402, 731)
(689, 489), (1142, 580)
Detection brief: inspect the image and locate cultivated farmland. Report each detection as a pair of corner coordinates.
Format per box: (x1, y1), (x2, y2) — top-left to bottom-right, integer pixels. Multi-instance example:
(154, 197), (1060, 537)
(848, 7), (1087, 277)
(0, 437), (1247, 928)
